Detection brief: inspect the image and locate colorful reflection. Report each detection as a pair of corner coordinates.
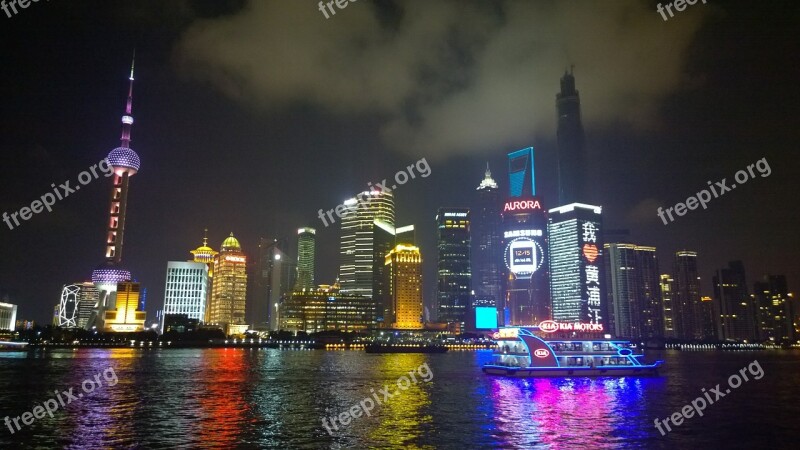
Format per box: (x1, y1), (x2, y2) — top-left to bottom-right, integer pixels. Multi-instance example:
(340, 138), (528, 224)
(196, 348), (250, 446)
(487, 375), (658, 448)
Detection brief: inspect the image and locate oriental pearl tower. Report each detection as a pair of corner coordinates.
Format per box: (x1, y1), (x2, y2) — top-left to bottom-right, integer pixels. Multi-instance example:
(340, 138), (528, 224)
(91, 54), (141, 315)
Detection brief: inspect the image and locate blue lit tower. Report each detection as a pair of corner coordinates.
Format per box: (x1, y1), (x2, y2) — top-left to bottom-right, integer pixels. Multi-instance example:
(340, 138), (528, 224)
(501, 148), (549, 326)
(91, 55), (141, 310)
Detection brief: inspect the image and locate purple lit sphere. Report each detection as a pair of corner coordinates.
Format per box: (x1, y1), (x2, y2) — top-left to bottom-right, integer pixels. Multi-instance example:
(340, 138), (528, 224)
(91, 267), (132, 285)
(107, 147), (141, 173)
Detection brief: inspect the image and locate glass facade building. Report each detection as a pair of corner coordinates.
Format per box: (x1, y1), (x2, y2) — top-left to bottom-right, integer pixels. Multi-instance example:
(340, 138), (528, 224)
(436, 208), (471, 326)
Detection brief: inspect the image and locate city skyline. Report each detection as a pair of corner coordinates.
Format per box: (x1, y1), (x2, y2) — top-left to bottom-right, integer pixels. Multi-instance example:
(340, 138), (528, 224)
(0, 1), (796, 329)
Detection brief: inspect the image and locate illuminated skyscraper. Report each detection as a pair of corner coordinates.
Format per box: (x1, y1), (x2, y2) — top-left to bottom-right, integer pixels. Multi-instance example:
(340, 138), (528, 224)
(339, 190), (395, 298)
(208, 233), (248, 333)
(0, 302), (17, 331)
(673, 251), (702, 340)
(436, 208), (471, 326)
(660, 274), (676, 338)
(385, 244), (423, 329)
(294, 228), (316, 291)
(91, 56), (142, 327)
(604, 244), (663, 338)
(753, 275), (794, 342)
(162, 261), (209, 332)
(190, 230), (218, 322)
(556, 68), (587, 205)
(254, 237), (295, 331)
(548, 203), (605, 328)
(503, 148), (549, 326)
(473, 163), (502, 310)
(103, 281), (146, 332)
(713, 260), (756, 341)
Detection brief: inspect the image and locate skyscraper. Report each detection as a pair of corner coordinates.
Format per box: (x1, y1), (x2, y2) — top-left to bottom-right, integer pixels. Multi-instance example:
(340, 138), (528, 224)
(753, 275), (794, 342)
(57, 284), (81, 328)
(473, 163), (502, 311)
(556, 67), (587, 205)
(548, 203), (605, 328)
(91, 56), (142, 328)
(294, 228), (316, 291)
(339, 190), (395, 298)
(436, 208), (471, 327)
(385, 244), (423, 329)
(660, 274), (676, 338)
(208, 233), (248, 333)
(713, 261), (756, 341)
(162, 261), (209, 332)
(103, 281), (146, 332)
(190, 231), (218, 323)
(503, 148), (549, 326)
(253, 237), (295, 331)
(0, 302), (17, 331)
(604, 244), (663, 338)
(672, 251), (702, 340)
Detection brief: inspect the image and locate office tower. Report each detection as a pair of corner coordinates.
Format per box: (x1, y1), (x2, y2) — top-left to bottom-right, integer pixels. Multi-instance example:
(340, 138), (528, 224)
(254, 237), (295, 330)
(281, 288), (375, 334)
(0, 302), (17, 331)
(103, 281), (146, 332)
(162, 261), (209, 332)
(91, 56), (141, 326)
(673, 251), (702, 340)
(473, 163), (502, 311)
(208, 233), (248, 333)
(190, 231), (218, 322)
(660, 274), (676, 338)
(713, 261), (756, 341)
(604, 244), (663, 338)
(385, 244), (423, 329)
(753, 275), (794, 342)
(339, 190), (395, 297)
(503, 148), (549, 326)
(699, 296), (716, 339)
(556, 67), (587, 205)
(548, 203), (605, 327)
(436, 208), (471, 327)
(294, 228), (316, 291)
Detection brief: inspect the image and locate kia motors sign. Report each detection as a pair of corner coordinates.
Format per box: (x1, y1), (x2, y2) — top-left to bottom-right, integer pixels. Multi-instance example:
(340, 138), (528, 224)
(534, 348), (550, 358)
(537, 320), (604, 333)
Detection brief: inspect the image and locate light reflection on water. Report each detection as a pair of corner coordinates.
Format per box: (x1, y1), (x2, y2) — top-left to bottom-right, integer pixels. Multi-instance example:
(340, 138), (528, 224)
(0, 348), (797, 449)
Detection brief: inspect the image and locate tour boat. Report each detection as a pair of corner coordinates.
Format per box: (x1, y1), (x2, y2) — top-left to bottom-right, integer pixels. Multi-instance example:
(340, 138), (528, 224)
(482, 326), (663, 377)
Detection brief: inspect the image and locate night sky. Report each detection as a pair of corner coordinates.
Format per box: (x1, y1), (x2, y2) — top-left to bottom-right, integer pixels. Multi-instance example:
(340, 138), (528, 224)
(1, 0), (797, 324)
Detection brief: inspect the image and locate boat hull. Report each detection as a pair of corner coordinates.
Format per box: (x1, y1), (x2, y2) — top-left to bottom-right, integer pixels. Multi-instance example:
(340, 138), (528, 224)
(482, 364), (662, 378)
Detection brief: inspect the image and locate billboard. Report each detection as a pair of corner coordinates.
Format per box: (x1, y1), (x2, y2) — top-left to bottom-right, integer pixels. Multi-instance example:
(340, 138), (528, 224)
(475, 307), (498, 329)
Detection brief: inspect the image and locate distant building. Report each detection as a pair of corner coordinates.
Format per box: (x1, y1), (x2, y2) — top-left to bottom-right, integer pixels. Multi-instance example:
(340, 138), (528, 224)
(163, 314), (200, 333)
(57, 284), (81, 328)
(603, 244), (663, 338)
(190, 230), (218, 324)
(162, 261), (209, 333)
(281, 290), (375, 334)
(660, 274), (676, 338)
(253, 237), (295, 331)
(472, 163), (502, 312)
(208, 233), (248, 333)
(556, 68), (587, 205)
(436, 208), (471, 327)
(385, 244), (423, 329)
(548, 203), (605, 329)
(0, 302), (18, 331)
(57, 283), (99, 329)
(103, 281), (146, 332)
(713, 261), (756, 341)
(294, 228), (316, 291)
(673, 251), (702, 340)
(753, 275), (793, 342)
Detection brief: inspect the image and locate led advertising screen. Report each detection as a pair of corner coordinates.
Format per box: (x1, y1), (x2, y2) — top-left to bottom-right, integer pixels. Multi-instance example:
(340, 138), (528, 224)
(475, 307), (498, 329)
(504, 237), (543, 277)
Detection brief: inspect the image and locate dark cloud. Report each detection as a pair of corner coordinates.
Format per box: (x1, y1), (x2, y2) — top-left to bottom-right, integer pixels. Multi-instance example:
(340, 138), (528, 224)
(174, 0), (708, 159)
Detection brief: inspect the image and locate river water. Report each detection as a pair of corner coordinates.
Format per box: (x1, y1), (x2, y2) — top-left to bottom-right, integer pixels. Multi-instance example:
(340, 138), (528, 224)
(0, 348), (797, 448)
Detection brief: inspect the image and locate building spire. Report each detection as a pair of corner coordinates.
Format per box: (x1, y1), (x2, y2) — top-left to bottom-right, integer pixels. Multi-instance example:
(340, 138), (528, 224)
(485, 162), (492, 178)
(120, 50), (135, 148)
(477, 162), (498, 190)
(203, 227), (209, 247)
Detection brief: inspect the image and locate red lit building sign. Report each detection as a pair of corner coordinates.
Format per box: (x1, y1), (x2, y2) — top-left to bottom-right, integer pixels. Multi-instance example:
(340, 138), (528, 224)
(538, 320), (604, 333)
(503, 199), (542, 212)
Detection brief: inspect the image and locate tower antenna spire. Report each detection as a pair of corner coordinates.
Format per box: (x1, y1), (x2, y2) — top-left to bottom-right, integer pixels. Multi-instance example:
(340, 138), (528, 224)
(121, 50), (135, 147)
